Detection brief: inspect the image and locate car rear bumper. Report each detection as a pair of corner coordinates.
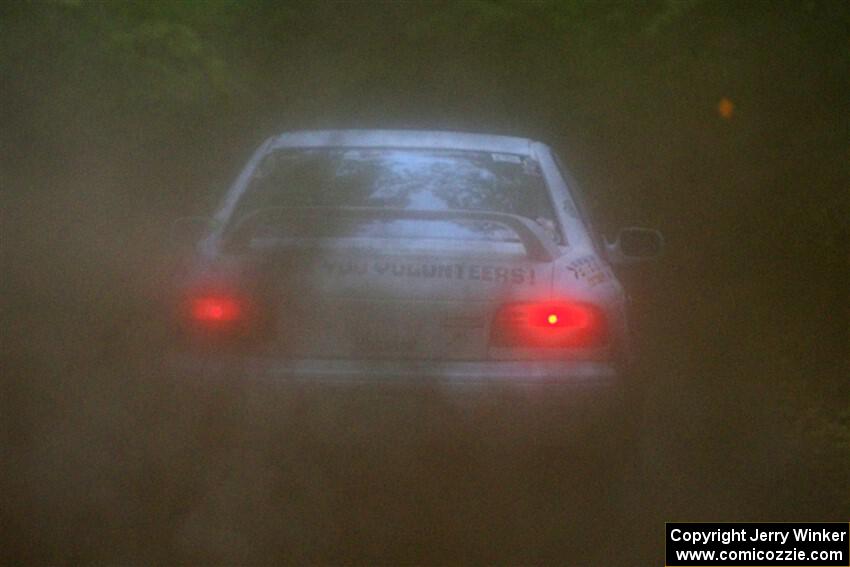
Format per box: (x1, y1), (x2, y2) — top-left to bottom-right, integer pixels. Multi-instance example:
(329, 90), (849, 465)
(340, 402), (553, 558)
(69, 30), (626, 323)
(167, 353), (620, 387)
(165, 355), (631, 445)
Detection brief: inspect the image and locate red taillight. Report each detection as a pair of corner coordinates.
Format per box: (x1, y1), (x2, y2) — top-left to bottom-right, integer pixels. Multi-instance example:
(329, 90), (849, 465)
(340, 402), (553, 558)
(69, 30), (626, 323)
(490, 301), (607, 348)
(179, 290), (256, 338)
(189, 295), (244, 323)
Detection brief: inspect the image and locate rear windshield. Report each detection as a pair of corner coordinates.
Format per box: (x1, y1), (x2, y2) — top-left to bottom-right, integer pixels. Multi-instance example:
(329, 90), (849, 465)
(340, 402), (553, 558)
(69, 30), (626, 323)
(230, 148), (562, 244)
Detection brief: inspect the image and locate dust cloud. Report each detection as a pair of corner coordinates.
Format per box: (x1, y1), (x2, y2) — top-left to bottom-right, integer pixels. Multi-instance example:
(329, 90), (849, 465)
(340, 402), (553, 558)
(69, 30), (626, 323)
(2, 1), (848, 565)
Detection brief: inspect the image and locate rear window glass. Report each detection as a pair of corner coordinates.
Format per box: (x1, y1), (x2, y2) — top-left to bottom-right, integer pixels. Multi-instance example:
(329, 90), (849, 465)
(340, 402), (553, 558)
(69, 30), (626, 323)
(230, 148), (562, 244)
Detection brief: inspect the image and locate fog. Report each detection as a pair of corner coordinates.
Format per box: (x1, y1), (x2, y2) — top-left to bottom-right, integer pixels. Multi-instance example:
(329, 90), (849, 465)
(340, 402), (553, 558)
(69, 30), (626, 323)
(2, 1), (848, 565)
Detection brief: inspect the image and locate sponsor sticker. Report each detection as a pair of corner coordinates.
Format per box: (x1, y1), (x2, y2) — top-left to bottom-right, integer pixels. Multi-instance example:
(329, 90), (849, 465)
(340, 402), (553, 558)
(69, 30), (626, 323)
(491, 153), (523, 164)
(566, 255), (610, 286)
(322, 260), (537, 285)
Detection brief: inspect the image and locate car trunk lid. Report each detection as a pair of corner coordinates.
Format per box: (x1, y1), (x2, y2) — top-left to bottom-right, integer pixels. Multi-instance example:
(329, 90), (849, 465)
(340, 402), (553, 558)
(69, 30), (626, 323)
(251, 238), (555, 360)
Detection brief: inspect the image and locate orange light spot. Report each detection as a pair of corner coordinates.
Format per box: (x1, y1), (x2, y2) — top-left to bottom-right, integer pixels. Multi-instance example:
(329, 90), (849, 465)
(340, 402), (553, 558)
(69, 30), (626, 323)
(718, 97), (735, 119)
(547, 314), (559, 325)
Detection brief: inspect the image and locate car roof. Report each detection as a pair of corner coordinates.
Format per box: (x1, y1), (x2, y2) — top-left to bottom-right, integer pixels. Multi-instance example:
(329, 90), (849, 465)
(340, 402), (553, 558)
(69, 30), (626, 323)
(271, 129), (540, 155)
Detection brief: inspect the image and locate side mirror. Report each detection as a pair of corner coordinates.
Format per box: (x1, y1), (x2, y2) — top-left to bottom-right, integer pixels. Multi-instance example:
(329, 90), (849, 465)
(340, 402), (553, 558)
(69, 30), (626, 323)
(606, 227), (664, 265)
(170, 216), (214, 247)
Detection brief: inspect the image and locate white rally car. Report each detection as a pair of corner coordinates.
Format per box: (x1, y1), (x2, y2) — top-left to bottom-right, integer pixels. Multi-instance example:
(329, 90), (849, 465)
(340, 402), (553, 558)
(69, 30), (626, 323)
(170, 130), (662, 394)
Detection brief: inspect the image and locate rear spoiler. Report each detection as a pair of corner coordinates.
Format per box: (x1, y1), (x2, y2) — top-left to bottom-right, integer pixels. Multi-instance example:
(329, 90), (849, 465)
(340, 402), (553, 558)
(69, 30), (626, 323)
(228, 206), (562, 262)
